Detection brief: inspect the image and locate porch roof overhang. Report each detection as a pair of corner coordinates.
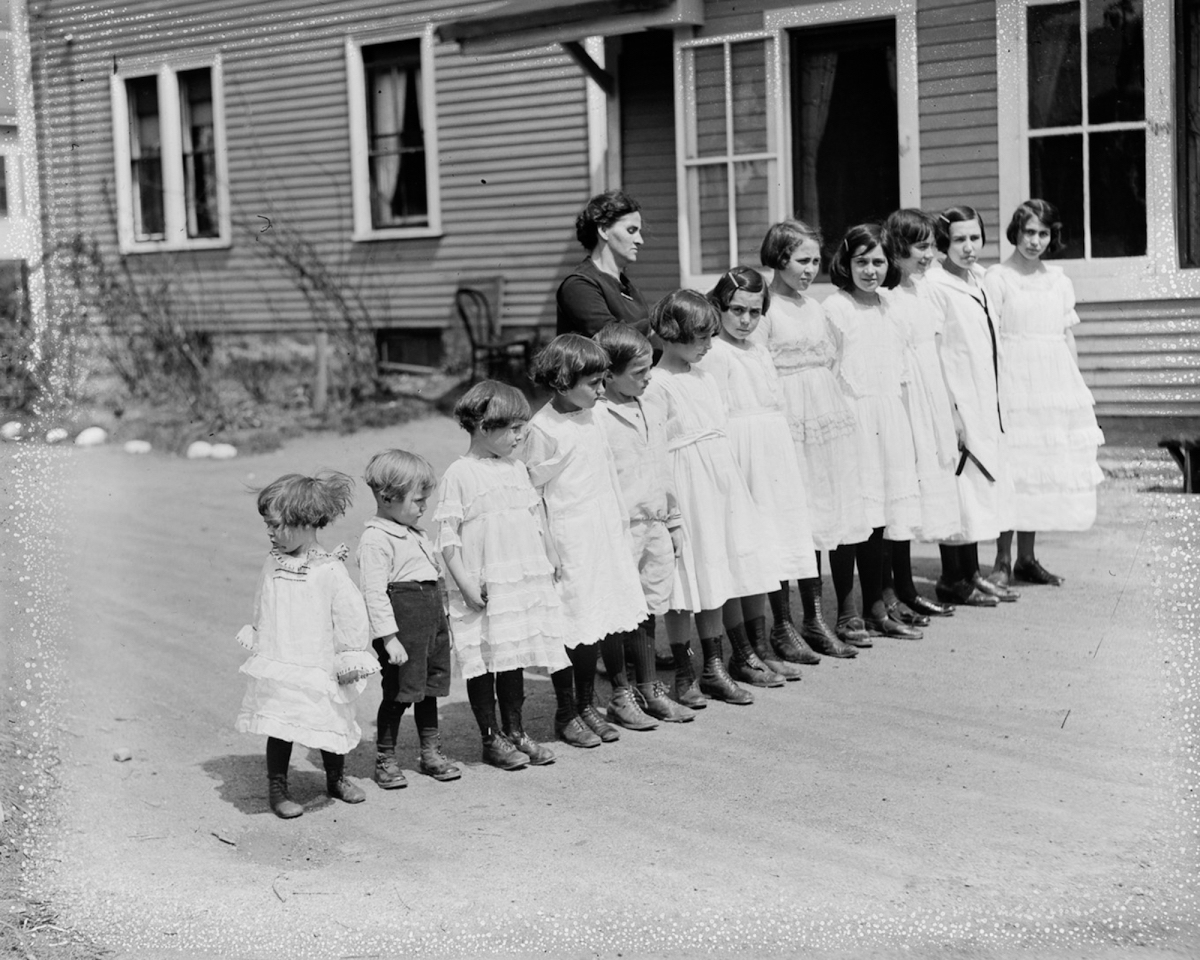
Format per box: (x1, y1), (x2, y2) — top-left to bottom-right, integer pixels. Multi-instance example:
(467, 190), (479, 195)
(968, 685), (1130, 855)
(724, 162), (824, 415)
(435, 0), (704, 55)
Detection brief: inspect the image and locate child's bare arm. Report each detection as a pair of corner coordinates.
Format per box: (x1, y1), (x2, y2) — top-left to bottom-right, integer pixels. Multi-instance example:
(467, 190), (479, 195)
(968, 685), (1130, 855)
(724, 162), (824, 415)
(442, 545), (486, 610)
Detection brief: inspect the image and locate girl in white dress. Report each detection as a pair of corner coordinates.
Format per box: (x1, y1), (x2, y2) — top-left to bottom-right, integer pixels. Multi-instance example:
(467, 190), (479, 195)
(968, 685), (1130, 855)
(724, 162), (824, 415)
(984, 199), (1104, 586)
(235, 471), (380, 819)
(643, 290), (783, 706)
(696, 266), (820, 683)
(754, 220), (865, 660)
(522, 335), (650, 746)
(824, 223), (924, 641)
(925, 206), (1019, 606)
(436, 381), (570, 770)
(879, 208), (962, 622)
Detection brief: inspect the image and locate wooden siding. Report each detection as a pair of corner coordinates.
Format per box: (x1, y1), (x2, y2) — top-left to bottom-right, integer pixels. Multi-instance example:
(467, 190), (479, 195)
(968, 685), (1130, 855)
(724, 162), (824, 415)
(32, 0), (594, 337)
(617, 30), (680, 304)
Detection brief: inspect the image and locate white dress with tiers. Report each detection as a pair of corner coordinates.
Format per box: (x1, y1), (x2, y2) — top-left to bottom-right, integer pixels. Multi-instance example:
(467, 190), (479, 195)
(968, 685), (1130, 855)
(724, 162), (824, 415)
(642, 366), (782, 610)
(434, 456), (571, 679)
(823, 290), (922, 542)
(695, 337), (818, 580)
(235, 546), (379, 755)
(521, 405), (648, 646)
(983, 263), (1104, 531)
(751, 295), (871, 549)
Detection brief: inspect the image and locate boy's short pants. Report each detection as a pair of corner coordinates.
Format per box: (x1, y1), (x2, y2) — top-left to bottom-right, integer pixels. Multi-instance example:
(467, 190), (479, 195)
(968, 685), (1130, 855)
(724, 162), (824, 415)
(372, 580), (452, 703)
(630, 519), (675, 617)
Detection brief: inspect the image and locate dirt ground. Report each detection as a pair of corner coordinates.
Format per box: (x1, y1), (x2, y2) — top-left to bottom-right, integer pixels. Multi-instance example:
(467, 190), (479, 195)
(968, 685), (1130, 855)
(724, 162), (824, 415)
(4, 414), (1199, 960)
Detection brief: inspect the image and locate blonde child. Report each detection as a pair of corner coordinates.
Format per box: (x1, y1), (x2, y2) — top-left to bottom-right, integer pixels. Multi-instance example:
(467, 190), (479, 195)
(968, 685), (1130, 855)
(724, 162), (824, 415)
(522, 335), (650, 746)
(880, 208), (962, 621)
(435, 381), (568, 770)
(698, 266), (821, 682)
(358, 449), (459, 789)
(755, 220), (865, 659)
(235, 472), (379, 819)
(593, 322), (695, 723)
(824, 223), (924, 641)
(642, 290), (783, 707)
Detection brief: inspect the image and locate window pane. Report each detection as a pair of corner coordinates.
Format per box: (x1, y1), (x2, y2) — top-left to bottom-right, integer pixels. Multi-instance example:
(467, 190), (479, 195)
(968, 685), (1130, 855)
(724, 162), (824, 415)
(365, 40), (428, 228)
(0, 156), (8, 218)
(1089, 129), (1145, 257)
(790, 21), (897, 243)
(1087, 0), (1143, 124)
(693, 46), (726, 158)
(1029, 134), (1084, 258)
(734, 159), (770, 267)
(730, 41), (768, 154)
(1178, 0), (1200, 267)
(127, 76), (164, 240)
(178, 68), (217, 238)
(1028, 2), (1081, 129)
(689, 164), (728, 274)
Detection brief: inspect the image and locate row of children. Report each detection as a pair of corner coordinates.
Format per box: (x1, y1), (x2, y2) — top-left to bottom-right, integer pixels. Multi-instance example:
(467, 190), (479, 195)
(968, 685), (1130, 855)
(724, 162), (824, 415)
(234, 199), (1102, 818)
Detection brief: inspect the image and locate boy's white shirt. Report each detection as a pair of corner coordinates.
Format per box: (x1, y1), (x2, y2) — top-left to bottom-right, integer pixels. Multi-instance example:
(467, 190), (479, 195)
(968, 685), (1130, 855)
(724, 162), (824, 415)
(356, 517), (441, 640)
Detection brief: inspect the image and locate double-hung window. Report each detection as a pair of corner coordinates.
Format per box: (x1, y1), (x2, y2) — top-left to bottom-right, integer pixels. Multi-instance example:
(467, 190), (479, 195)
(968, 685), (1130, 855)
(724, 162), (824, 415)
(110, 57), (229, 252)
(997, 0), (1188, 298)
(346, 30), (442, 240)
(675, 0), (920, 291)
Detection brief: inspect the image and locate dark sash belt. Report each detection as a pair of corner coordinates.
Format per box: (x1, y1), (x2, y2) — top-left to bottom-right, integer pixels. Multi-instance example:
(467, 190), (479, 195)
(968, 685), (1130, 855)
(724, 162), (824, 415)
(956, 447), (995, 483)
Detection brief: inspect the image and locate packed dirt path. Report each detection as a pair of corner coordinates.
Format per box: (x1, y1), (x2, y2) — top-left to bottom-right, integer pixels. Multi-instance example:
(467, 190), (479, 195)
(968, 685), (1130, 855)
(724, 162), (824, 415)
(13, 414), (1200, 959)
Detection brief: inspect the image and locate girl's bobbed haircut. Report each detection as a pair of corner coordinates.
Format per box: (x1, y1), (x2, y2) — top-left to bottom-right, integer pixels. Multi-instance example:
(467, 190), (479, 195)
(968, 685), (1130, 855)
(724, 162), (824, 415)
(884, 208), (937, 258)
(453, 380), (532, 434)
(257, 471), (354, 530)
(593, 322), (652, 374)
(709, 266), (772, 315)
(531, 334), (611, 392)
(363, 449), (436, 502)
(934, 205), (987, 253)
(760, 219), (823, 270)
(575, 190), (641, 250)
(651, 289), (720, 344)
(1006, 198), (1066, 255)
(829, 223), (902, 291)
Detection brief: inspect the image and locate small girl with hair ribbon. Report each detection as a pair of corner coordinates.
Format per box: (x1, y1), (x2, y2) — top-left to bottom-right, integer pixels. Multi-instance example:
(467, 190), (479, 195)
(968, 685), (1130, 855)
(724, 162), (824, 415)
(235, 471), (379, 819)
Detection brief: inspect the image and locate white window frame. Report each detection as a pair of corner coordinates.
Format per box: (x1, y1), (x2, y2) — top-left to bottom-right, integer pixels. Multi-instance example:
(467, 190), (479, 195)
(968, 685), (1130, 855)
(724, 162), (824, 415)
(110, 54), (231, 254)
(674, 29), (786, 292)
(674, 0), (920, 293)
(346, 26), (442, 242)
(996, 0), (1181, 301)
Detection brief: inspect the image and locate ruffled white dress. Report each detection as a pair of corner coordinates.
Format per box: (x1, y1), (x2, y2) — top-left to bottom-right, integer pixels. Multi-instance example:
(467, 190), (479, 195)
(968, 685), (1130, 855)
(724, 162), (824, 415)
(521, 405), (648, 647)
(984, 263), (1104, 531)
(642, 366), (781, 610)
(433, 456), (571, 679)
(235, 545), (379, 755)
(886, 281), (962, 541)
(824, 290), (922, 541)
(695, 337), (819, 580)
(751, 295), (870, 549)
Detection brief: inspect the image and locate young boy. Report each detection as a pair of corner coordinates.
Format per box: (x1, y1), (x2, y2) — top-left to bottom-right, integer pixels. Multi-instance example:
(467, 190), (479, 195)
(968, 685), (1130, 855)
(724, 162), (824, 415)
(593, 323), (696, 722)
(358, 449), (460, 786)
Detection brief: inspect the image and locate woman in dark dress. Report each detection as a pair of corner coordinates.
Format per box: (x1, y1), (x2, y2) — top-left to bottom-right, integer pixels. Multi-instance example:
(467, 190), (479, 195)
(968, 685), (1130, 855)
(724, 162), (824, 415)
(557, 191), (650, 336)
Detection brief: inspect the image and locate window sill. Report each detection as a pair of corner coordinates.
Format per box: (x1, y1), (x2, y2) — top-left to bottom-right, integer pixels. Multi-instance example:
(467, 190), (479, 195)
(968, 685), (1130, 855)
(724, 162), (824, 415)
(118, 236), (232, 255)
(352, 226), (443, 242)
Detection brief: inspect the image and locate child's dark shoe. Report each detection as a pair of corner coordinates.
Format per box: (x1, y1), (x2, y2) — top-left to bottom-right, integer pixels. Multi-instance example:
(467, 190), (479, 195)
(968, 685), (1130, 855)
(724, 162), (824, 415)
(505, 730), (556, 765)
(418, 740), (462, 782)
(671, 676), (708, 710)
(636, 681), (696, 722)
(268, 775), (304, 819)
(374, 753), (408, 790)
(327, 776), (366, 804)
(555, 716), (602, 748)
(605, 687), (658, 731)
(579, 704), (620, 741)
(482, 734), (529, 770)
